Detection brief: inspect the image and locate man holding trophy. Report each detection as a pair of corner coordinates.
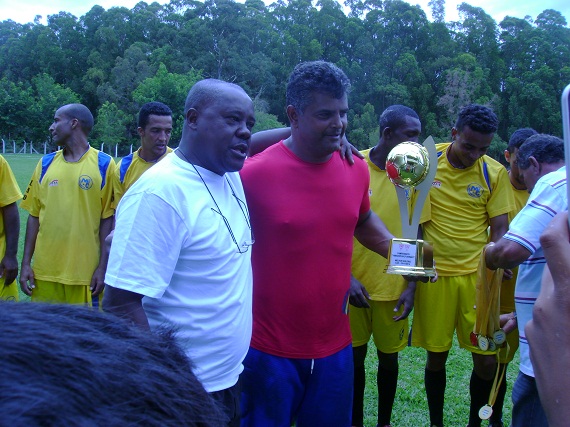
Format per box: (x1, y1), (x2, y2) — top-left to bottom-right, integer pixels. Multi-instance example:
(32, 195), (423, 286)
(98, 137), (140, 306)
(410, 104), (514, 427)
(349, 105), (433, 427)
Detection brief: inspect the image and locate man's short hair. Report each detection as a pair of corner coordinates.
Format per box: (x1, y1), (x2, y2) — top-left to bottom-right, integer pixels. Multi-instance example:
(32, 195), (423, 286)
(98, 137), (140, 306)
(517, 134), (564, 170)
(286, 61), (350, 113)
(184, 79), (244, 115)
(138, 101), (173, 128)
(61, 104), (94, 135)
(379, 105), (420, 134)
(0, 302), (226, 426)
(454, 104), (498, 135)
(507, 128), (538, 153)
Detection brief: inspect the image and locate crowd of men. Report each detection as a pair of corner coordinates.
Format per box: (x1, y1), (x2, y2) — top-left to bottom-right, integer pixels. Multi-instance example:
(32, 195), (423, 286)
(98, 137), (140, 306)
(0, 60), (568, 427)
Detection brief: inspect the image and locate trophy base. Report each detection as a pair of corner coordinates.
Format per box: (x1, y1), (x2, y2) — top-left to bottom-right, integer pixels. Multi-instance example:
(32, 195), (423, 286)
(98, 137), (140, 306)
(384, 238), (435, 277)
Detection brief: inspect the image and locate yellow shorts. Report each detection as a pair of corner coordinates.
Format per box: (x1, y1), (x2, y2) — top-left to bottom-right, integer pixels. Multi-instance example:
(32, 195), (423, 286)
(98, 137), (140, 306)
(411, 273), (496, 355)
(0, 279), (19, 301)
(31, 279), (102, 307)
(349, 300), (408, 353)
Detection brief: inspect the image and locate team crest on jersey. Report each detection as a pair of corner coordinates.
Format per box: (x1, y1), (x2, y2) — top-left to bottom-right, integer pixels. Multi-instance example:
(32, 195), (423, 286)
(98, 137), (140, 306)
(48, 179), (58, 187)
(78, 175), (93, 190)
(432, 180), (441, 188)
(467, 183), (484, 198)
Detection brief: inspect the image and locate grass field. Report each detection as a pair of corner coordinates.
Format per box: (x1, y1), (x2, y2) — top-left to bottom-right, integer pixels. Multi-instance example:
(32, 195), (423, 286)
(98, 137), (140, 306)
(3, 153), (517, 427)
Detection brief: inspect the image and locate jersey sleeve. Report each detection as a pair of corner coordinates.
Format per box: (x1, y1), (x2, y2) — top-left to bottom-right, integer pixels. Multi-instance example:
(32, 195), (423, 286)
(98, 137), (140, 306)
(101, 158), (116, 218)
(0, 156), (23, 207)
(112, 159), (125, 209)
(487, 165), (515, 219)
(19, 160), (42, 216)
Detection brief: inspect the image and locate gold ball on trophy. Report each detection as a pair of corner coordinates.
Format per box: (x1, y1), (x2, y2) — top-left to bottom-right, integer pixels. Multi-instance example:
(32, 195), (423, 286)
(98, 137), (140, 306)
(385, 141), (430, 188)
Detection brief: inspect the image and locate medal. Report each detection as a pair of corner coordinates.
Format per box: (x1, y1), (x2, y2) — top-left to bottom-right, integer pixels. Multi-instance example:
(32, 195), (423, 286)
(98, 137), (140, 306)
(470, 331), (478, 346)
(488, 339), (497, 352)
(478, 335), (489, 351)
(479, 404), (493, 420)
(493, 329), (506, 345)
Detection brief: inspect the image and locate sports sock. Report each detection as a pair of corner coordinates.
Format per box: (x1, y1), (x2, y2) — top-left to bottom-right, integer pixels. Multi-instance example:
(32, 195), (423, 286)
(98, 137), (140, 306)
(488, 370), (506, 425)
(468, 370), (495, 427)
(377, 363), (398, 426)
(425, 368), (446, 427)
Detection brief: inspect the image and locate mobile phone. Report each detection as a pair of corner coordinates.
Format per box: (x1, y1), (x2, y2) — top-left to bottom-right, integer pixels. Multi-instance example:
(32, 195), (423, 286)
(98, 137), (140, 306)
(562, 83), (570, 227)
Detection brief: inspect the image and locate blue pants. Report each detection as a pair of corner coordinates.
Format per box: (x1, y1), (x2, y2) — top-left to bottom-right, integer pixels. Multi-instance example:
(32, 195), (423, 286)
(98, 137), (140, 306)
(511, 371), (548, 427)
(240, 345), (353, 427)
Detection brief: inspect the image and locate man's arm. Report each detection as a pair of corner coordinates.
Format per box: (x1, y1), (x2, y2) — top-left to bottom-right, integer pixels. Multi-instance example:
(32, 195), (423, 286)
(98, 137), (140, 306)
(485, 214), (531, 270)
(19, 214), (39, 295)
(90, 216), (114, 296)
(249, 128), (292, 156)
(0, 203), (19, 285)
(103, 285), (150, 330)
(353, 210), (393, 259)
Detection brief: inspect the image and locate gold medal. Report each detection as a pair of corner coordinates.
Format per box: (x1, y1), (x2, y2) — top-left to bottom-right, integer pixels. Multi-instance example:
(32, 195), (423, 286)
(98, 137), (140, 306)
(478, 335), (489, 351)
(479, 404), (493, 420)
(493, 329), (506, 345)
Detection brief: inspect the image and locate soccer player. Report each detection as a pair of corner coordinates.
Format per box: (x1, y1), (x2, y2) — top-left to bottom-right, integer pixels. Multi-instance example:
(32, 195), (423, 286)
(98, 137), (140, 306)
(239, 61), (427, 427)
(411, 104), (514, 427)
(113, 101), (173, 206)
(0, 155), (22, 301)
(349, 105), (425, 427)
(19, 104), (115, 306)
(490, 127), (537, 427)
(104, 79), (256, 426)
(485, 134), (566, 427)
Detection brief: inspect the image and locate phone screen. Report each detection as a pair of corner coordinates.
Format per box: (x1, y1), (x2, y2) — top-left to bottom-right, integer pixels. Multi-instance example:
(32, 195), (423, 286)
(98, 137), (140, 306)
(562, 84), (570, 227)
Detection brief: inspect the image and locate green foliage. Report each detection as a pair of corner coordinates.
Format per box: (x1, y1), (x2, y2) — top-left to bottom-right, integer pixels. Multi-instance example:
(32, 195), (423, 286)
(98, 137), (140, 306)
(0, 0), (569, 165)
(92, 102), (131, 151)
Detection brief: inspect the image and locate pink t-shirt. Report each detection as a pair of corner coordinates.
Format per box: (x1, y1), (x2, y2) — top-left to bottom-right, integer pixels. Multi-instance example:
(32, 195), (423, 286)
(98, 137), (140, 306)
(241, 142), (370, 358)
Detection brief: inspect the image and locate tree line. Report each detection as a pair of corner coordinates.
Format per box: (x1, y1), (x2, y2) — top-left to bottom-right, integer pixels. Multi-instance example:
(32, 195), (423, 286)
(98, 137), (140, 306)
(1, 0), (569, 159)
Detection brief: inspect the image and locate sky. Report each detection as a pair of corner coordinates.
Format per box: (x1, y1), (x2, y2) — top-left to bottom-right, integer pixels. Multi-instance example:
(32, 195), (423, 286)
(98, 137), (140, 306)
(0, 0), (569, 26)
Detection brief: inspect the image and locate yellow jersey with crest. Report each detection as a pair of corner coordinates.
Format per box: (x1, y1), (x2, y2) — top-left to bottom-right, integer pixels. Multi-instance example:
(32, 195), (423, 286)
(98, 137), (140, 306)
(351, 148), (432, 300)
(113, 147), (173, 207)
(423, 143), (514, 276)
(20, 147), (115, 285)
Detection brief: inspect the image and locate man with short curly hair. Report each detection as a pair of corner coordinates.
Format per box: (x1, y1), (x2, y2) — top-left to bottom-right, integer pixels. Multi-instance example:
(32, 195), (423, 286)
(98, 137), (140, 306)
(411, 104), (515, 427)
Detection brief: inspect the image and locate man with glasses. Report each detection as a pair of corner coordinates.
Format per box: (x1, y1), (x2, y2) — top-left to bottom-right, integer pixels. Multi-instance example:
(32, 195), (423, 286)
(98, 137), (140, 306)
(104, 79), (256, 427)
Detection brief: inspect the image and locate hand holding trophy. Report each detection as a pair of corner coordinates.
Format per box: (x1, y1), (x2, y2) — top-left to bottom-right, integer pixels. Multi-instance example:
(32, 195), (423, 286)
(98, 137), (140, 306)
(384, 137), (437, 277)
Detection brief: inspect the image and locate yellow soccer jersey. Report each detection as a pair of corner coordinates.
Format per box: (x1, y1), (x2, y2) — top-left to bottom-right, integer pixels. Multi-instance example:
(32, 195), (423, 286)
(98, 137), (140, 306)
(423, 143), (514, 276)
(500, 183), (530, 312)
(352, 148), (431, 300)
(0, 155), (23, 277)
(20, 148), (115, 286)
(113, 147), (173, 207)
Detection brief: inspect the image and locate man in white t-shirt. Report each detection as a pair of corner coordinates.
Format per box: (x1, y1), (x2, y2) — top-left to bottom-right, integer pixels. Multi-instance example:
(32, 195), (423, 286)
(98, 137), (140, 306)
(104, 79), (256, 427)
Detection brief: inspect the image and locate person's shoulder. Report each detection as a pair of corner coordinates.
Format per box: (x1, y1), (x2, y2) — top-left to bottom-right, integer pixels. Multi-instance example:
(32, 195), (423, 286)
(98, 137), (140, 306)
(435, 142), (451, 153)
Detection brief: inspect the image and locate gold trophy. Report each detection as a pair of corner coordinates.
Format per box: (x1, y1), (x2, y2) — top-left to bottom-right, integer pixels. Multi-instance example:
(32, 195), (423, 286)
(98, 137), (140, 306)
(384, 137), (437, 277)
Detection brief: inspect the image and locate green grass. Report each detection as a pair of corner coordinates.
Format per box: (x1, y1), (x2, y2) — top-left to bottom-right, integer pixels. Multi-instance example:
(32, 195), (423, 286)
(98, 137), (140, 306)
(362, 323), (517, 426)
(3, 153), (517, 426)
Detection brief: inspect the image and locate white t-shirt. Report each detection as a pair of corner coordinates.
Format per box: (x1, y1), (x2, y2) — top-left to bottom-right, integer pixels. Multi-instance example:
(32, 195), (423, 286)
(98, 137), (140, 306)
(106, 153), (253, 392)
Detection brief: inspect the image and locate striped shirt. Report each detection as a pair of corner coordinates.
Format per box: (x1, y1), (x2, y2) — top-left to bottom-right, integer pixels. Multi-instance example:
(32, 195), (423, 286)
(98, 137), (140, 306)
(505, 166), (567, 377)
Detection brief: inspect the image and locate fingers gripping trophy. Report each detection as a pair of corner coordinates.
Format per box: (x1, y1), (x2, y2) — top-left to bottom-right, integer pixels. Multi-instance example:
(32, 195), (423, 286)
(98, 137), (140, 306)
(384, 137), (437, 277)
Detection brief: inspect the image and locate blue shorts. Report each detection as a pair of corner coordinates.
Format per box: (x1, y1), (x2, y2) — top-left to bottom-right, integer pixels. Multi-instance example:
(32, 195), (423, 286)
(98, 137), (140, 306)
(240, 345), (353, 427)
